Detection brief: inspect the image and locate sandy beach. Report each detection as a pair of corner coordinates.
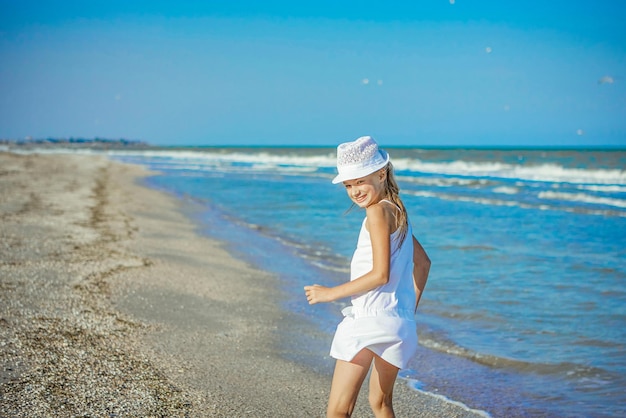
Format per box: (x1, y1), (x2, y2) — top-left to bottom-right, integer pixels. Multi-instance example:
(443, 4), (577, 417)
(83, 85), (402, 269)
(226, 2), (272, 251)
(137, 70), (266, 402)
(0, 152), (483, 417)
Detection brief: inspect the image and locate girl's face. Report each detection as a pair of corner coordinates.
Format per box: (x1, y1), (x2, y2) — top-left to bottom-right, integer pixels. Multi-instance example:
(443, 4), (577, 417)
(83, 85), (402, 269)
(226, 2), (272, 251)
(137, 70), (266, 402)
(342, 170), (386, 208)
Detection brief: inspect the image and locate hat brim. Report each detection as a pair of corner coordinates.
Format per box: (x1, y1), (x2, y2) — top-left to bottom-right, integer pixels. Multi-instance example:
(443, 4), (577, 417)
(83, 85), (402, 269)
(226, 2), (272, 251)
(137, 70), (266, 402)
(331, 150), (389, 184)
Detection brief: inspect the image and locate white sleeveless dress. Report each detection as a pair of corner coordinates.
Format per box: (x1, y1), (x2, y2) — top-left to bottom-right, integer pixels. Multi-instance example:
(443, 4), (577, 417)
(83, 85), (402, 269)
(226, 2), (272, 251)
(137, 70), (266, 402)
(330, 201), (418, 369)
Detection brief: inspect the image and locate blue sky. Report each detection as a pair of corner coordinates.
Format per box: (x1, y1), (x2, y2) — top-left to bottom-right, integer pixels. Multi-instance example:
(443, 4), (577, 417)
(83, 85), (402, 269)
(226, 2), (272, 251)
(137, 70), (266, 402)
(0, 1), (624, 146)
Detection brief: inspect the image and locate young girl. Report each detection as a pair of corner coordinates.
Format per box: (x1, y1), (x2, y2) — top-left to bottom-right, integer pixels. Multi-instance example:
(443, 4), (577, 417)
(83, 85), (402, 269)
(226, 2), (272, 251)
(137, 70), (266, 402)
(304, 136), (431, 418)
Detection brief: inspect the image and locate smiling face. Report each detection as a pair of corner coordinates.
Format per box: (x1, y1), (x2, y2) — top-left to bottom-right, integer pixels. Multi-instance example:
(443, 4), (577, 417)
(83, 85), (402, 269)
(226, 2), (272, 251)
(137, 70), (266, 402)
(342, 169), (387, 208)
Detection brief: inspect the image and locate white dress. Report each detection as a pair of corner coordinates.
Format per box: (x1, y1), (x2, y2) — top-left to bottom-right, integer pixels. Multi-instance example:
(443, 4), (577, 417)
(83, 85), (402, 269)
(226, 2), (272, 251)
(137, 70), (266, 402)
(330, 202), (418, 369)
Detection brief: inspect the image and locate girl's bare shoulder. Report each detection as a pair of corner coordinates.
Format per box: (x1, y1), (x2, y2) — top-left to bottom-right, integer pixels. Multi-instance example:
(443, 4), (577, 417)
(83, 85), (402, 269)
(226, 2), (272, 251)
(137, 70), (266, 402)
(365, 201), (396, 230)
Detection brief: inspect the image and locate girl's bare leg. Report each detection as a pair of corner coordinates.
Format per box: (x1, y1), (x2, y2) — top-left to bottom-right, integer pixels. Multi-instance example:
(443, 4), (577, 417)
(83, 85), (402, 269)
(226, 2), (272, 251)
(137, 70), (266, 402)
(368, 354), (399, 418)
(327, 349), (375, 418)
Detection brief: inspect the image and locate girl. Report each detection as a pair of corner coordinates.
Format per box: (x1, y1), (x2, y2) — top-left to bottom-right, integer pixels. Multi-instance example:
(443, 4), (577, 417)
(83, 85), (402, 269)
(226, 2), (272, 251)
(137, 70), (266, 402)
(304, 136), (431, 418)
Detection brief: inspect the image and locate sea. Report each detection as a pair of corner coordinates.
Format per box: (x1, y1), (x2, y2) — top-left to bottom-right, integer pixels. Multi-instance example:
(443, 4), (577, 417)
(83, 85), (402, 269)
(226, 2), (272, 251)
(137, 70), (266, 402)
(20, 145), (626, 417)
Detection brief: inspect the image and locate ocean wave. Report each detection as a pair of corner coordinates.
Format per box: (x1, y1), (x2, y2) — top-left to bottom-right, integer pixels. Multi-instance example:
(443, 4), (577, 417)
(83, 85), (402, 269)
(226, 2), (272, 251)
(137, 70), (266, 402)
(397, 175), (495, 188)
(109, 148), (338, 168)
(18, 147), (626, 186)
(164, 162), (319, 174)
(538, 191), (626, 209)
(439, 244), (498, 252)
(393, 158), (626, 185)
(492, 186), (519, 195)
(219, 212), (350, 274)
(399, 375), (492, 418)
(147, 150), (625, 186)
(577, 184), (626, 193)
(407, 190), (519, 207)
(406, 190), (626, 217)
(418, 331), (616, 383)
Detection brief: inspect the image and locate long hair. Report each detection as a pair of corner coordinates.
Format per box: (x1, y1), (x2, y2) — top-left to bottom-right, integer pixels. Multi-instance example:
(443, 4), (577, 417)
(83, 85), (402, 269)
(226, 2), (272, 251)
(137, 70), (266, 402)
(383, 162), (409, 246)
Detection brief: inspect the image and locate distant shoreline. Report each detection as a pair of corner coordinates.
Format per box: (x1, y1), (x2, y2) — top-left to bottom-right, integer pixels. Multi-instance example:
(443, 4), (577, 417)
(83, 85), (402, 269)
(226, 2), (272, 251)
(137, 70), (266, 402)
(2, 139), (624, 152)
(0, 137), (149, 150)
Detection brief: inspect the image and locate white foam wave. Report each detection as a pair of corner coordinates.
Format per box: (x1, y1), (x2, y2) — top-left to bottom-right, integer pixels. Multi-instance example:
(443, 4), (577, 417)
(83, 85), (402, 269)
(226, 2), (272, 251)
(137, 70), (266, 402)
(401, 378), (492, 418)
(538, 191), (626, 209)
(406, 190), (626, 217)
(492, 186), (519, 195)
(14, 147), (625, 187)
(145, 151), (625, 186)
(408, 190), (518, 207)
(141, 161), (323, 178)
(577, 184), (626, 193)
(397, 175), (493, 188)
(393, 158), (626, 186)
(108, 148), (338, 168)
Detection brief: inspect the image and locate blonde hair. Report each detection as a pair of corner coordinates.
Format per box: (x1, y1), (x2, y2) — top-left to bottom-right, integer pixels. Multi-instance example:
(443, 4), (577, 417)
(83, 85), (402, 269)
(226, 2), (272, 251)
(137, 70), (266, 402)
(383, 162), (409, 246)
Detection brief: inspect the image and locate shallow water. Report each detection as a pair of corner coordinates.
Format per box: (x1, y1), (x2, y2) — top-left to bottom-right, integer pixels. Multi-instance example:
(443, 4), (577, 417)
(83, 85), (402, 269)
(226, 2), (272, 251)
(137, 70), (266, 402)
(106, 146), (626, 417)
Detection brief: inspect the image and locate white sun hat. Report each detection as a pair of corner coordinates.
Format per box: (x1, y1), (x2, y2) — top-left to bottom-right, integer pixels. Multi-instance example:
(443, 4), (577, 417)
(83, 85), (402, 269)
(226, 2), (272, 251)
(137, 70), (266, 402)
(332, 136), (390, 184)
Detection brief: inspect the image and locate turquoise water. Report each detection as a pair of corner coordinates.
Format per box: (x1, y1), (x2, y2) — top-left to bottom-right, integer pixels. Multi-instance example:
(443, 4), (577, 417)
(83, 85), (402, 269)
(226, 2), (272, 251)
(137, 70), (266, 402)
(108, 146), (625, 417)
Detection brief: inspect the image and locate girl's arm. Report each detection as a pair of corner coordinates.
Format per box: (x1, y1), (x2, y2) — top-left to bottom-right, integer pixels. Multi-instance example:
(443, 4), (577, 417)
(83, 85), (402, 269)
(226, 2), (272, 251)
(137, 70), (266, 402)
(304, 203), (393, 304)
(412, 235), (431, 312)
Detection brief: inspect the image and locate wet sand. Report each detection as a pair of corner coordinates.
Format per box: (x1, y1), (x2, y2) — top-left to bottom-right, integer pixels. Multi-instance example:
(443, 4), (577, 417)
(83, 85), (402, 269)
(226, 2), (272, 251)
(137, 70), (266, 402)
(0, 152), (483, 417)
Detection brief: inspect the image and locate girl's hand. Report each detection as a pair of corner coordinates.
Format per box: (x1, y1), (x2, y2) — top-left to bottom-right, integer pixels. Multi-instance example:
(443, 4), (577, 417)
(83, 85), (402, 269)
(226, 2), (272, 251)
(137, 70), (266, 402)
(304, 284), (333, 305)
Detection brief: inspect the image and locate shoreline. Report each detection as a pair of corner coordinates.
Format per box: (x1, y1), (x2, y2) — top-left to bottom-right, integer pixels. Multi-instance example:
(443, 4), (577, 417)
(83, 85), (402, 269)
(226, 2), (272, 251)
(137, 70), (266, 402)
(0, 152), (484, 417)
